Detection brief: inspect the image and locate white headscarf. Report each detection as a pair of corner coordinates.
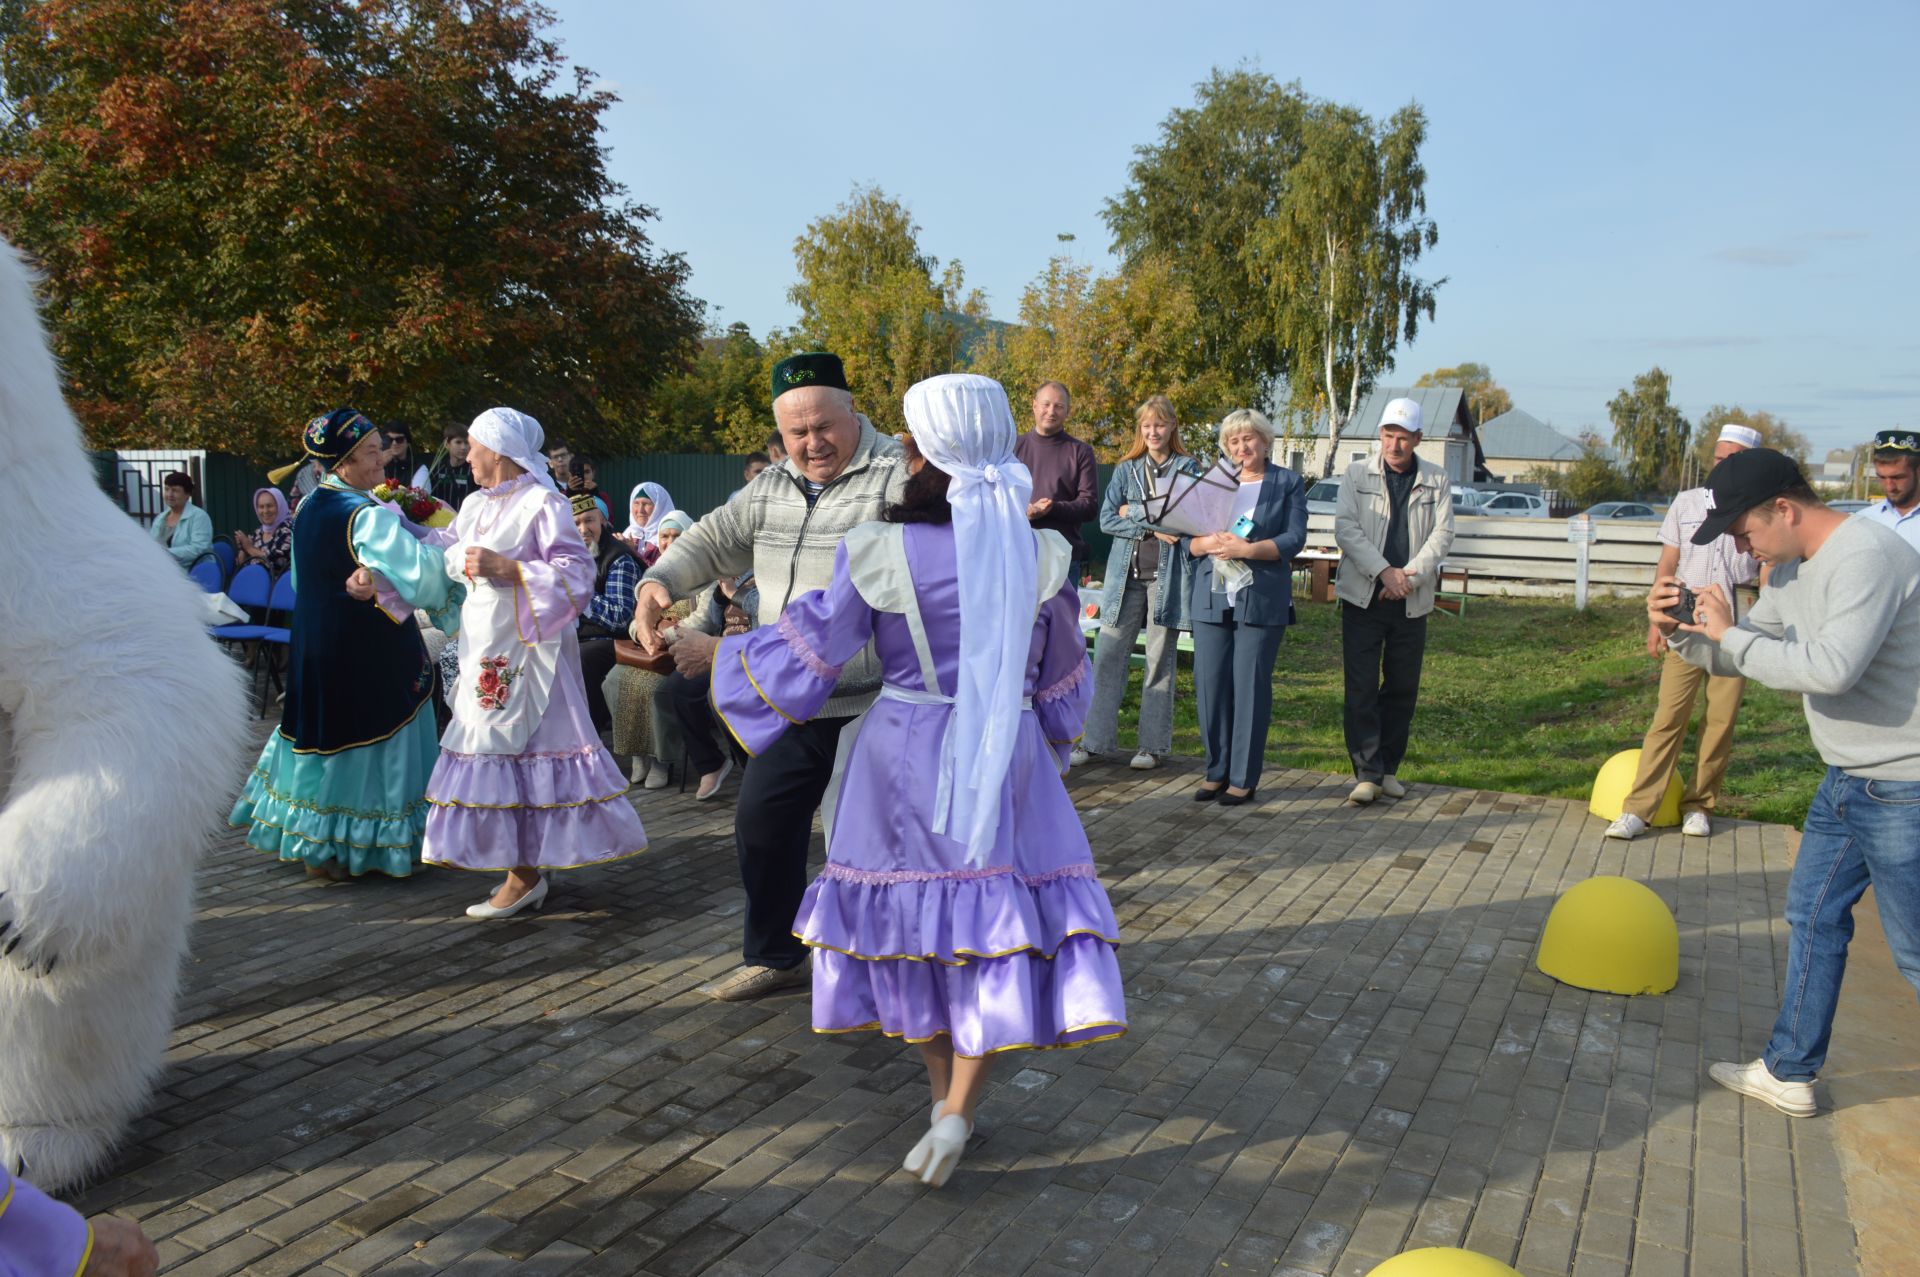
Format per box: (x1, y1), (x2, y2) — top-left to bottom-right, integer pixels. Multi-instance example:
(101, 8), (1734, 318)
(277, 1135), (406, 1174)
(468, 407), (557, 492)
(625, 481), (678, 545)
(903, 373), (1036, 867)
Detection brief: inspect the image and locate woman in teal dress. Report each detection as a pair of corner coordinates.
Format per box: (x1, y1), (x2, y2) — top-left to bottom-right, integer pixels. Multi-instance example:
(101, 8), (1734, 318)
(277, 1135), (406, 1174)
(231, 408), (462, 878)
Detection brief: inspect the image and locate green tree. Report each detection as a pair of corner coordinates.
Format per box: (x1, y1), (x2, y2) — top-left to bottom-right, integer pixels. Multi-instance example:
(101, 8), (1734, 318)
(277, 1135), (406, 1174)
(1608, 367), (1692, 494)
(1243, 100), (1441, 475)
(0, 0), (702, 460)
(640, 322), (777, 453)
(1416, 362), (1512, 425)
(786, 184), (983, 433)
(968, 252), (1234, 458)
(1102, 67), (1310, 410)
(1689, 404), (1810, 476)
(1527, 431), (1632, 508)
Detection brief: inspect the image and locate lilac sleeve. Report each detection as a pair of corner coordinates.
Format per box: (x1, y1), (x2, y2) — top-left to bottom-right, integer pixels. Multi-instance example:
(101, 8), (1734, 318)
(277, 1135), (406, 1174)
(509, 497), (598, 643)
(0, 1166), (94, 1276)
(1033, 581), (1093, 768)
(712, 543), (876, 757)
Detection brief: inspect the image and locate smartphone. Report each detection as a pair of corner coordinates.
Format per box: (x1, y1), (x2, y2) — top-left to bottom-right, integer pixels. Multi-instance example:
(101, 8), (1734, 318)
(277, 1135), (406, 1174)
(1230, 514), (1256, 539)
(1665, 585), (1697, 626)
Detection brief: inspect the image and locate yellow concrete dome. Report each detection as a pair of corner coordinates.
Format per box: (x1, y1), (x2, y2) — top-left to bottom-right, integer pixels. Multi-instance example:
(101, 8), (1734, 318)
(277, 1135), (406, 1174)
(1366, 1248), (1522, 1277)
(1536, 876), (1679, 995)
(1588, 748), (1682, 826)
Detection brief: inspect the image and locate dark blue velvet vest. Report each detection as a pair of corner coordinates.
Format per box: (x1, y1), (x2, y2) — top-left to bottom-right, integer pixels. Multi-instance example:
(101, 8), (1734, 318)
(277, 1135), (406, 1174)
(279, 486), (436, 754)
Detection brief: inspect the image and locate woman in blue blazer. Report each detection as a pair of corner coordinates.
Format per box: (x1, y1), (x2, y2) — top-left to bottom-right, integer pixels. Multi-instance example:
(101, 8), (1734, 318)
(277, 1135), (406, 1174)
(1182, 409), (1308, 805)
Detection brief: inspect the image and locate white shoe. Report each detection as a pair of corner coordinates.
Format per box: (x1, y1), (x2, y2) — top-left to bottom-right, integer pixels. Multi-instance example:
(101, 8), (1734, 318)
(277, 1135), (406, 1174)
(1380, 775), (1407, 798)
(1348, 781), (1380, 805)
(1129, 751), (1160, 771)
(1605, 813), (1648, 840)
(903, 1114), (973, 1187)
(1709, 1058), (1817, 1118)
(1683, 810), (1711, 837)
(465, 875), (548, 920)
(1069, 747), (1091, 767)
(642, 760), (671, 790)
(695, 758), (733, 801)
(628, 755), (651, 786)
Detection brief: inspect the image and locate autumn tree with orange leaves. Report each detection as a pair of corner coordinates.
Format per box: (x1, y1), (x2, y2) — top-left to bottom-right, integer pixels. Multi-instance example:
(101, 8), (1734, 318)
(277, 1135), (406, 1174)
(0, 0), (702, 460)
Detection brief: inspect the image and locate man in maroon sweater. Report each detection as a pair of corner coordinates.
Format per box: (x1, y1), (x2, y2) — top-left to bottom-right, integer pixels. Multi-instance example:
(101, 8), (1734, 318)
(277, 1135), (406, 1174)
(1014, 380), (1099, 583)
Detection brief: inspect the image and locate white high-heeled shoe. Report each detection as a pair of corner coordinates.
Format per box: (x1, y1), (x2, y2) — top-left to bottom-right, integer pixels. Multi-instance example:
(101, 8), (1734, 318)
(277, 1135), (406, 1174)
(903, 1114), (972, 1187)
(465, 875), (548, 920)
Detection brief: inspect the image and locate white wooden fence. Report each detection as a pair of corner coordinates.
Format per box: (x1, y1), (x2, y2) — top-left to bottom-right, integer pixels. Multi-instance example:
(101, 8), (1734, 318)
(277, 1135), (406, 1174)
(1302, 514), (1662, 594)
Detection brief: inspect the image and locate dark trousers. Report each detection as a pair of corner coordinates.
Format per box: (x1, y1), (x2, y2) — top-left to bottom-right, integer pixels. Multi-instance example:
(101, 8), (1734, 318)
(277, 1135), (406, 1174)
(667, 669), (725, 775)
(578, 637), (617, 731)
(734, 716), (851, 969)
(1341, 598), (1429, 782)
(1190, 614), (1287, 790)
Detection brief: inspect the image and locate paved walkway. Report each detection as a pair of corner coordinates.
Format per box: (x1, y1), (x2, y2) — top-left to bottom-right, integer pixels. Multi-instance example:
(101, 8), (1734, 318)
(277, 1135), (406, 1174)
(66, 737), (1892, 1276)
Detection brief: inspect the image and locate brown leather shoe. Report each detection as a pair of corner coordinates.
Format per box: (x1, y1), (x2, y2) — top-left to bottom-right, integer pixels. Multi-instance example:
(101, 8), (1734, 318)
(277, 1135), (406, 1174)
(705, 959), (811, 1002)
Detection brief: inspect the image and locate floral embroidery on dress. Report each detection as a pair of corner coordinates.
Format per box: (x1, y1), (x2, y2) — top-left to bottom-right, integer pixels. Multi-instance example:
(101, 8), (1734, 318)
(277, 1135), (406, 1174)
(1035, 655), (1090, 705)
(778, 612), (844, 682)
(475, 655), (519, 710)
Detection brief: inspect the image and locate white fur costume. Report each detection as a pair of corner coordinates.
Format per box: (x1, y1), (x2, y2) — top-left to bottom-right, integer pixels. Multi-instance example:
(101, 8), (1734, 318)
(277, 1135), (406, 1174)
(0, 239), (247, 1190)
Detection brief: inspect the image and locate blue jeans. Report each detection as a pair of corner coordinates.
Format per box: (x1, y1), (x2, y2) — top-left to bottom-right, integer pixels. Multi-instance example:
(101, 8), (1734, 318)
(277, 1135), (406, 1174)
(1764, 767), (1920, 1080)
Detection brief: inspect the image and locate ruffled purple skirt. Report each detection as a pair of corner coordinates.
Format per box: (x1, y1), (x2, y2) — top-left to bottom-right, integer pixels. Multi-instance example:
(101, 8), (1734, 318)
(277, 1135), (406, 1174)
(794, 713), (1127, 1058)
(422, 652), (646, 872)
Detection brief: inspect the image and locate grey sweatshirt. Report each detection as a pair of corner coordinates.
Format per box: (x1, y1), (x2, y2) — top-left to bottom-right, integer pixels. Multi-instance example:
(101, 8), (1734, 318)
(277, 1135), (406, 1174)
(1670, 515), (1920, 779)
(643, 417), (906, 719)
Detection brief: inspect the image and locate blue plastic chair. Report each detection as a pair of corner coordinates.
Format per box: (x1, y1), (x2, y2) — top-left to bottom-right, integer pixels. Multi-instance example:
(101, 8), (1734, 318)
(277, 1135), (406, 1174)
(210, 564), (274, 644)
(255, 573), (296, 713)
(188, 558), (224, 593)
(210, 540), (236, 586)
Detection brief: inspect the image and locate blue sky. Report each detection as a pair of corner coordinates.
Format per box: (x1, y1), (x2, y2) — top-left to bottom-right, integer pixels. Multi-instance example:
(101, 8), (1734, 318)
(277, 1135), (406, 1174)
(548, 0), (1917, 454)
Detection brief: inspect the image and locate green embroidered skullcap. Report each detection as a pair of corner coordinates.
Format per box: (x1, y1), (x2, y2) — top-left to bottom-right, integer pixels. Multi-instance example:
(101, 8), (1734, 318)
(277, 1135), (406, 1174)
(771, 352), (849, 404)
(1874, 428), (1920, 453)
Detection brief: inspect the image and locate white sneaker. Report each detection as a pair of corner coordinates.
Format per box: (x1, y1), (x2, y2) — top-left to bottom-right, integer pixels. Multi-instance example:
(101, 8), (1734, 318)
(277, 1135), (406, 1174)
(1380, 775), (1407, 798)
(1069, 747), (1091, 767)
(695, 758), (733, 801)
(1683, 810), (1711, 837)
(1605, 813), (1647, 840)
(1348, 781), (1380, 805)
(1129, 751), (1160, 771)
(1708, 1058), (1817, 1118)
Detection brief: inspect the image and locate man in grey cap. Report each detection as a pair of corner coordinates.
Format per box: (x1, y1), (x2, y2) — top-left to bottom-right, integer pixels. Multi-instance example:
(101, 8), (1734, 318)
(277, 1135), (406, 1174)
(1334, 396), (1456, 805)
(1654, 447), (1920, 1118)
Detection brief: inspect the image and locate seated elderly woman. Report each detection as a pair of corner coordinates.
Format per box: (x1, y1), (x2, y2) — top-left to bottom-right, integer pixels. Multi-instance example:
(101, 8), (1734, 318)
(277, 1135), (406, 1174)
(570, 492), (641, 731)
(149, 471), (214, 566)
(233, 487), (292, 576)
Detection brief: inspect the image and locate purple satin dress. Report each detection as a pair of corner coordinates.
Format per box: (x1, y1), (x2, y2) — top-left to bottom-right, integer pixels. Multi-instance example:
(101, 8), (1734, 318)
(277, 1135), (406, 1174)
(713, 522), (1127, 1058)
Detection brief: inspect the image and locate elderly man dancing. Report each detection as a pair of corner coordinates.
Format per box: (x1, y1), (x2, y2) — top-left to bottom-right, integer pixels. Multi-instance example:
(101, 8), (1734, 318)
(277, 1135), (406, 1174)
(635, 352), (907, 1000)
(419, 408), (647, 918)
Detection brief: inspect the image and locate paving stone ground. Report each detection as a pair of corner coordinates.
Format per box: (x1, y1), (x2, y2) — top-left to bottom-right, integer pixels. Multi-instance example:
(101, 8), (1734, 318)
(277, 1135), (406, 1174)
(68, 722), (1868, 1276)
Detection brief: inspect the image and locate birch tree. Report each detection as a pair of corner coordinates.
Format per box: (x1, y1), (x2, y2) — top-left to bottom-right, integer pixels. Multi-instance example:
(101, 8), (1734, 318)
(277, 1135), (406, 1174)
(1242, 101), (1441, 475)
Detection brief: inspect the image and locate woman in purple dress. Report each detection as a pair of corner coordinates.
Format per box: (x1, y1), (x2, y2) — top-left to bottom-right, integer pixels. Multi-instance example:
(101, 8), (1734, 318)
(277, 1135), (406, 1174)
(711, 373), (1127, 1188)
(418, 408), (648, 918)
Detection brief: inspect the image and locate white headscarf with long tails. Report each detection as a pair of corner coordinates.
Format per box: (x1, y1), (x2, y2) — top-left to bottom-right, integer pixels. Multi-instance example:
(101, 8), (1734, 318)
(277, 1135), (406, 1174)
(903, 374), (1036, 867)
(467, 407), (557, 492)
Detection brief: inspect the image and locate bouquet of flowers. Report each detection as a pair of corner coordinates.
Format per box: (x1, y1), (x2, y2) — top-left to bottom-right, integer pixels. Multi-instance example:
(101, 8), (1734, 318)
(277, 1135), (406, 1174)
(371, 481), (455, 528)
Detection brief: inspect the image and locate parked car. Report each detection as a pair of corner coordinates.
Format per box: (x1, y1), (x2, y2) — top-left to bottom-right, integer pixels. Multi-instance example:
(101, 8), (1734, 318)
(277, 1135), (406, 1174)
(1830, 498), (1872, 514)
(1306, 479), (1341, 516)
(1583, 501), (1660, 521)
(1473, 491), (1550, 518)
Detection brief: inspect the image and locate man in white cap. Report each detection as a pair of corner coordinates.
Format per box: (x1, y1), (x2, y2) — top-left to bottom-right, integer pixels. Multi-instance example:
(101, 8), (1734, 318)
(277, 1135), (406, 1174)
(1334, 396), (1456, 805)
(1605, 422), (1764, 840)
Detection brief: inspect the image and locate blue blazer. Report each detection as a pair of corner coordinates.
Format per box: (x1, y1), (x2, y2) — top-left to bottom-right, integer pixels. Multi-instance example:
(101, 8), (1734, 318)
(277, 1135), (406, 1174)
(1183, 465), (1308, 627)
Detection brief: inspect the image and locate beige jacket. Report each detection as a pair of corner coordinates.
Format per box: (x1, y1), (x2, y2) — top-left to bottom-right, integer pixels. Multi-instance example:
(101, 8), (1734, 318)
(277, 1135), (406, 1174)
(1333, 454), (1456, 618)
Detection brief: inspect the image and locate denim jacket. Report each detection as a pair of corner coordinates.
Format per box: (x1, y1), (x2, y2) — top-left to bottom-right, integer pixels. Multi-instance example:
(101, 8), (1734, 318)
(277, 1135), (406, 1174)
(1097, 455), (1201, 631)
(1182, 465), (1308, 627)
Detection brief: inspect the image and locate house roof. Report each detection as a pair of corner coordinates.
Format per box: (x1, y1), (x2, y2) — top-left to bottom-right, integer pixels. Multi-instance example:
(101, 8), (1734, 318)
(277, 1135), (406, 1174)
(1337, 386), (1472, 440)
(1477, 409), (1583, 462)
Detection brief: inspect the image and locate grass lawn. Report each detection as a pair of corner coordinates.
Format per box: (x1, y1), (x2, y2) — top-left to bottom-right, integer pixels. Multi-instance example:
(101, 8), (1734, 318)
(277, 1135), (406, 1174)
(1109, 594), (1822, 828)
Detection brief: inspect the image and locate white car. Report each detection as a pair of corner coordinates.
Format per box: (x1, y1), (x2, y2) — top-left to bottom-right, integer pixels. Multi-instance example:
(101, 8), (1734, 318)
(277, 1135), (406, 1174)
(1305, 479), (1341, 516)
(1471, 491), (1550, 518)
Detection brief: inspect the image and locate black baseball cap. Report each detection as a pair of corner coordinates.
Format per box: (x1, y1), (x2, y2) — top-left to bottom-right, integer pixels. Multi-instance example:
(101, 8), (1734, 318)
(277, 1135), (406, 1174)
(1691, 447), (1807, 544)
